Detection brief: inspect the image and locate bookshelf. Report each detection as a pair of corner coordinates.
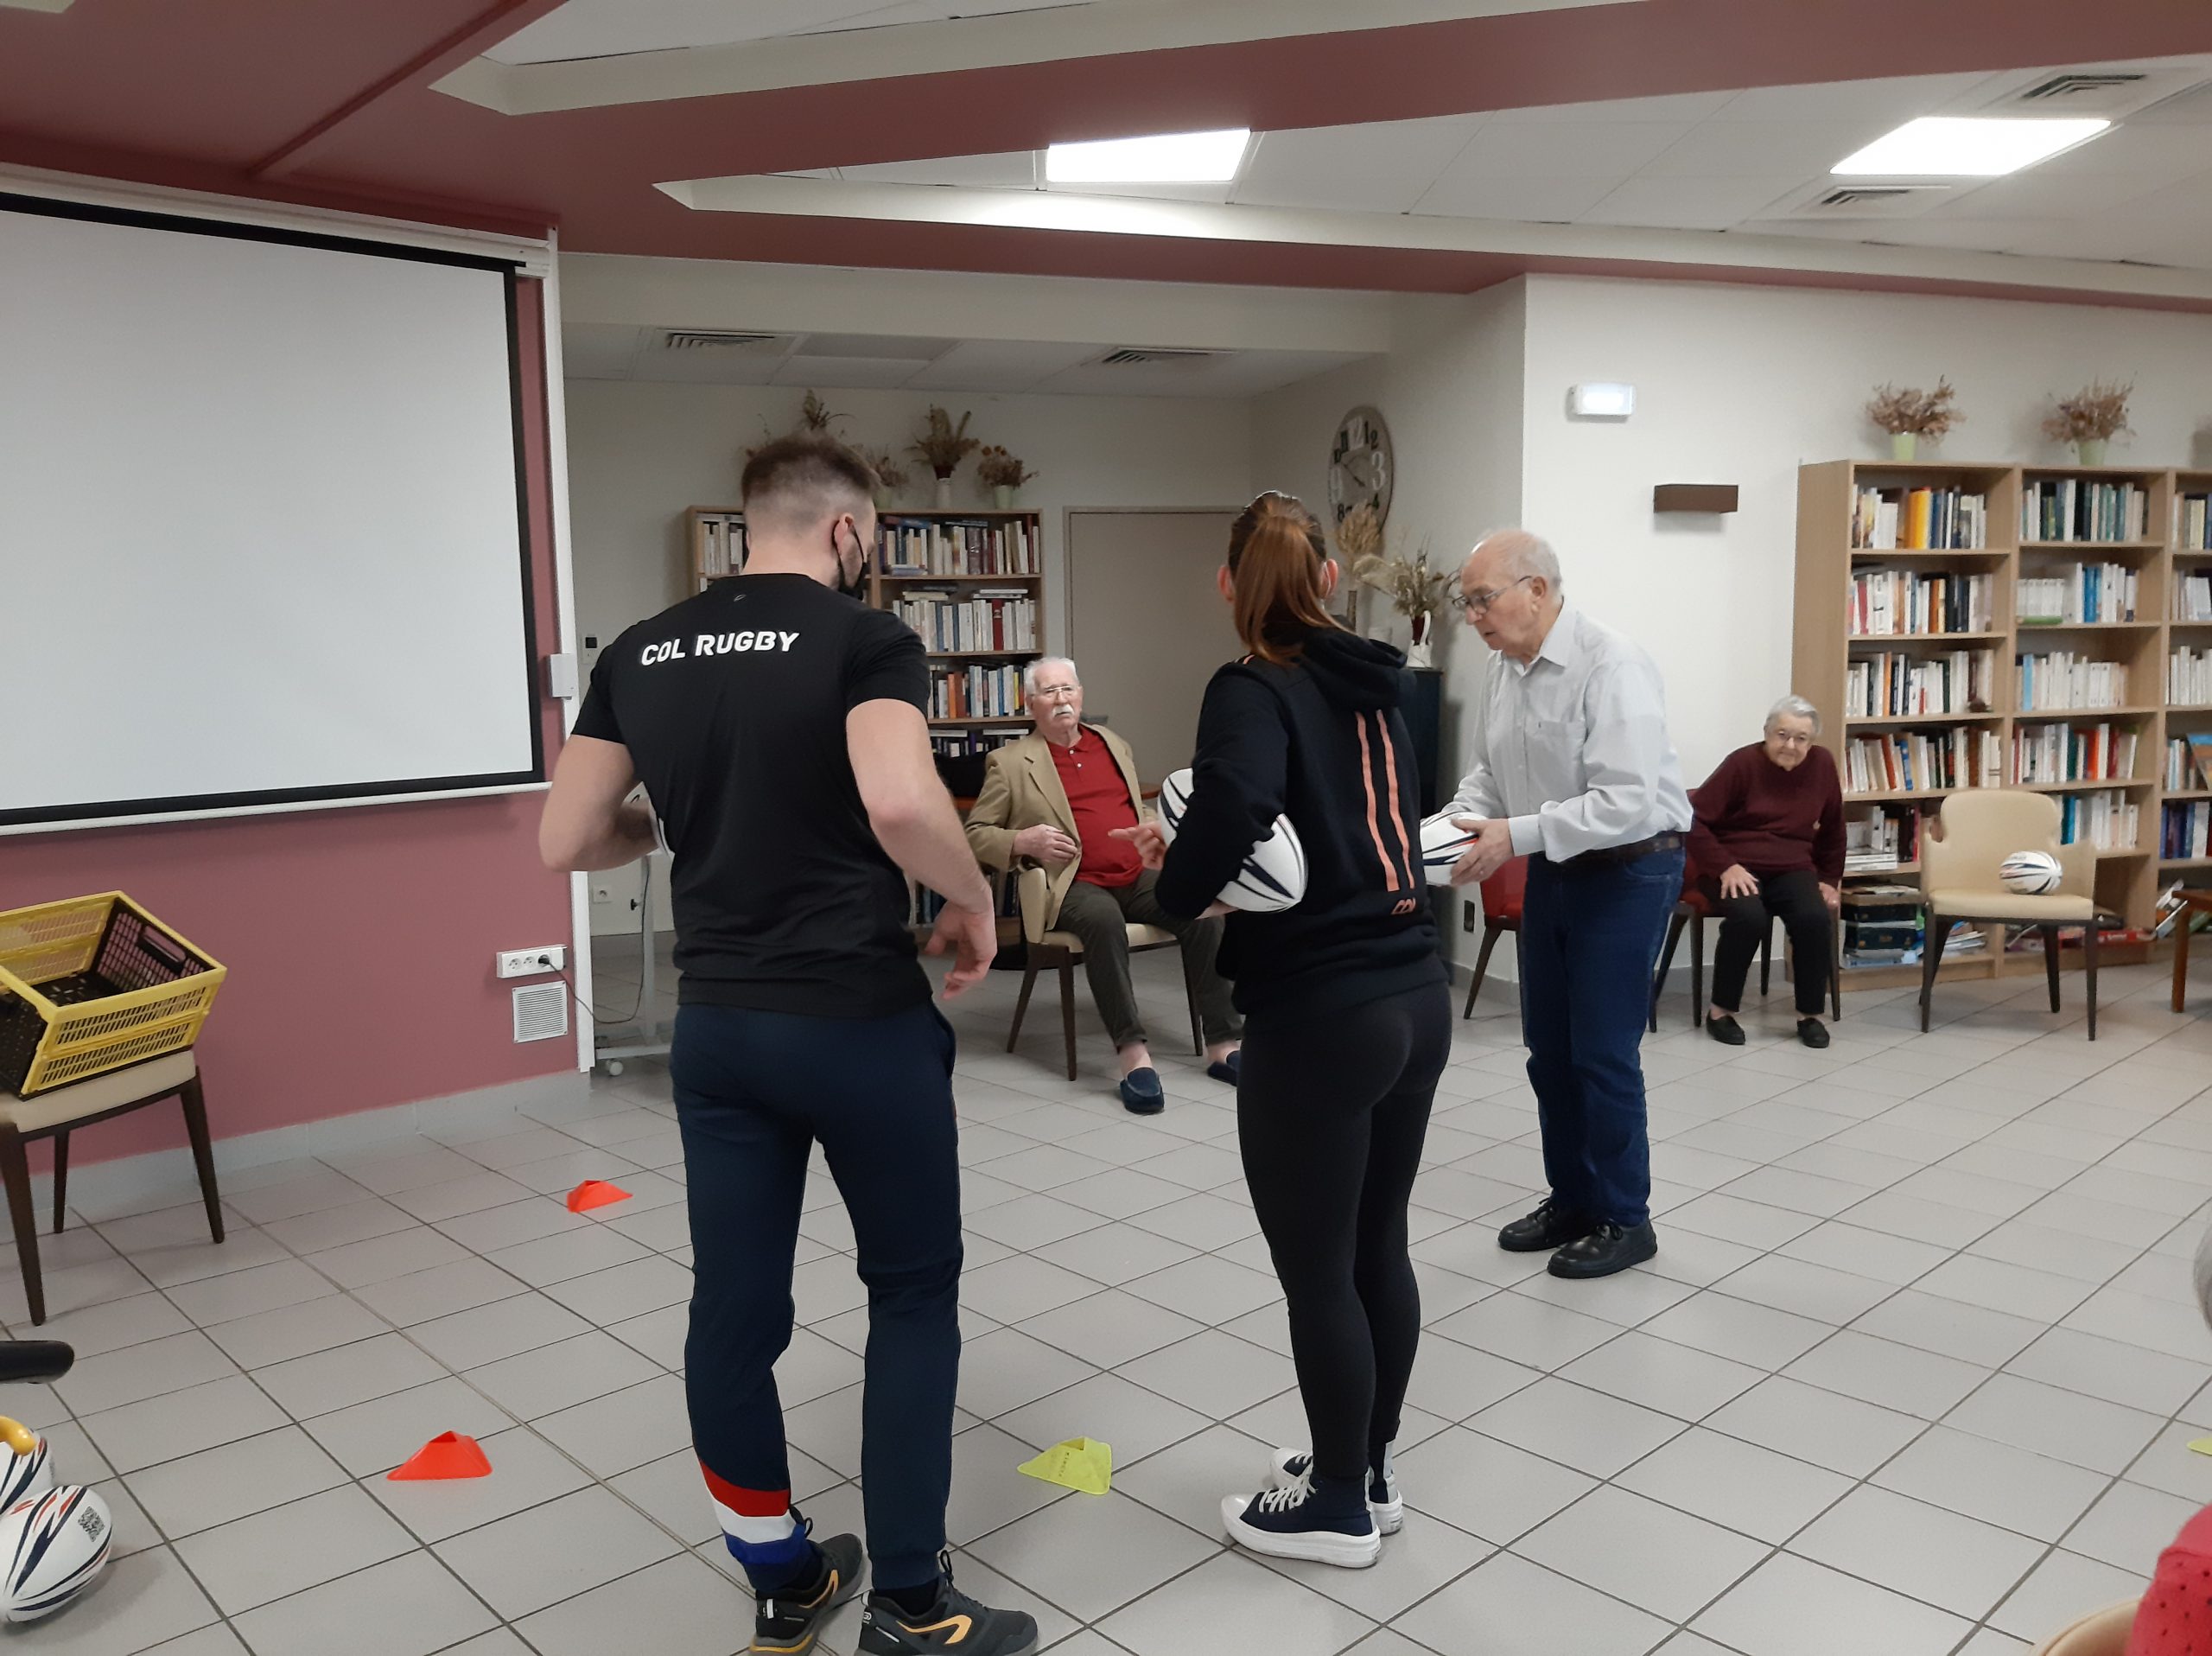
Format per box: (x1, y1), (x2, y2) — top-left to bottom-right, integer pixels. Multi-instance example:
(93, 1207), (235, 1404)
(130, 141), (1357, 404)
(1796, 461), (2212, 989)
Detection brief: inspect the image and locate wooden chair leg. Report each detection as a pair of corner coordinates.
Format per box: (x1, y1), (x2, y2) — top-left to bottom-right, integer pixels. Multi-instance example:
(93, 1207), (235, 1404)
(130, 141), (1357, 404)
(1759, 927), (1772, 999)
(1007, 959), (1042, 1053)
(1058, 959), (1078, 1081)
(1829, 921), (1843, 1021)
(181, 1076), (224, 1244)
(2083, 919), (2100, 1041)
(1465, 925), (1503, 1021)
(1183, 955), (1204, 1058)
(1692, 915), (1707, 1027)
(1919, 911), (1950, 1032)
(2042, 924), (2063, 1014)
(1649, 911), (1688, 1033)
(0, 1128), (43, 1327)
(2177, 906), (2194, 1016)
(50, 1131), (68, 1236)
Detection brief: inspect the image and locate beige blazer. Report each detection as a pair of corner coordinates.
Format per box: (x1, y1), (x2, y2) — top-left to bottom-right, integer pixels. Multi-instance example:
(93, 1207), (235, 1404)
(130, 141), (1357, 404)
(964, 726), (1147, 931)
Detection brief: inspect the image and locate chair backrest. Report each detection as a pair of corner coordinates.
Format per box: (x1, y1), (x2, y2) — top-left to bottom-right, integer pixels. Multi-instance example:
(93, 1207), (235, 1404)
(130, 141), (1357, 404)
(1482, 856), (1529, 921)
(1923, 790), (2090, 897)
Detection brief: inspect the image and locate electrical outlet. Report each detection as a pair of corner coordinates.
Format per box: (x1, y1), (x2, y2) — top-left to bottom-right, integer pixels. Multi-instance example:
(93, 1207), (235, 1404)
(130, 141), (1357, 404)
(1462, 901), (1477, 933)
(497, 946), (566, 979)
(590, 882), (613, 905)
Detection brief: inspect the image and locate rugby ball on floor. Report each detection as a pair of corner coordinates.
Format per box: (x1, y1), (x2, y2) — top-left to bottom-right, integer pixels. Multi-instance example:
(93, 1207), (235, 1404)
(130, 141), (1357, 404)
(0, 1485), (111, 1622)
(1417, 812), (1479, 887)
(0, 1436), (50, 1514)
(1155, 768), (1306, 914)
(1998, 850), (2062, 895)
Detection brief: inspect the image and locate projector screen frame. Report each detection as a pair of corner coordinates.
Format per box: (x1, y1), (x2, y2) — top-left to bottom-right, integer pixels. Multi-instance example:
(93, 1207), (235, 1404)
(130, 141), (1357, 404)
(0, 190), (546, 838)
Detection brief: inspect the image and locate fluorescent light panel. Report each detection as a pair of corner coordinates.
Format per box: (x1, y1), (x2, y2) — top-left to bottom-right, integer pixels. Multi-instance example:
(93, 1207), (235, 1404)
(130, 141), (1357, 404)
(1834, 116), (2109, 177)
(1046, 128), (1251, 184)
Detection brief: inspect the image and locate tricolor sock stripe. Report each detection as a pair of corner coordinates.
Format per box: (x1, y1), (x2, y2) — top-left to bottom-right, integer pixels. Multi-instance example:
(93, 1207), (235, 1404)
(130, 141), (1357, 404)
(702, 1464), (813, 1586)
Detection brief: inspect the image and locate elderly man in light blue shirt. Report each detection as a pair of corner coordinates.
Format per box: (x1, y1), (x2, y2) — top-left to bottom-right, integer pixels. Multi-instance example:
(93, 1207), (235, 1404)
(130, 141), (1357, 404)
(1446, 529), (1690, 1281)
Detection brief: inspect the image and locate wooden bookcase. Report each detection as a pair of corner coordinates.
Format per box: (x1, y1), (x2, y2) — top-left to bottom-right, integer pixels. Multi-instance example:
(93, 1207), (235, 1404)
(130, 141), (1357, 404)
(1796, 460), (2212, 990)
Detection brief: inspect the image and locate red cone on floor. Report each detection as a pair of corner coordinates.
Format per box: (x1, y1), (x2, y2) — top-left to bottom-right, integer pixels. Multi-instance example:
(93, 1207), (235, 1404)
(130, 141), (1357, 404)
(387, 1432), (492, 1481)
(566, 1179), (631, 1213)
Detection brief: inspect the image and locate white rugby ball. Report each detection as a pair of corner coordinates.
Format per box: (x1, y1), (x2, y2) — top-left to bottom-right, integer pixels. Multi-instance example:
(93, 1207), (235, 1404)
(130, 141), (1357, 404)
(1998, 850), (2062, 895)
(1417, 812), (1479, 887)
(0, 1485), (111, 1622)
(1155, 769), (1306, 914)
(0, 1436), (50, 1515)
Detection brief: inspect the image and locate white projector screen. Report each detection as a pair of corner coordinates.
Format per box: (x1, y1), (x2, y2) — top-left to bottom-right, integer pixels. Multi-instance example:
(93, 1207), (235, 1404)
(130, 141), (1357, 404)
(0, 194), (540, 834)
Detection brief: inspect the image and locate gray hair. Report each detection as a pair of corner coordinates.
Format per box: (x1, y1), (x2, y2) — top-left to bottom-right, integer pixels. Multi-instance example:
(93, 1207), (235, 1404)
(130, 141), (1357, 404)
(1022, 656), (1078, 697)
(1765, 693), (1822, 736)
(1471, 529), (1564, 593)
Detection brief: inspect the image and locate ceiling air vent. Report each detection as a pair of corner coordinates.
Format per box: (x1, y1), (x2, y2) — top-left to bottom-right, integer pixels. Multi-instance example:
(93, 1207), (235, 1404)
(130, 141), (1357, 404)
(2012, 73), (2145, 105)
(1095, 347), (1228, 366)
(1808, 184), (1952, 212)
(660, 330), (790, 354)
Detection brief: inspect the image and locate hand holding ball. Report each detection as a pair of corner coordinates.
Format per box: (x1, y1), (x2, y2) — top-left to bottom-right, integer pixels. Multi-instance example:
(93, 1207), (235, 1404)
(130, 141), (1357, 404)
(1153, 769), (1306, 913)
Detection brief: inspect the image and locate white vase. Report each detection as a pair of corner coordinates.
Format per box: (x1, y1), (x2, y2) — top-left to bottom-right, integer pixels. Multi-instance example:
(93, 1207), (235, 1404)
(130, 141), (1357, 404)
(2076, 438), (2108, 467)
(933, 476), (954, 510)
(1406, 637), (1433, 670)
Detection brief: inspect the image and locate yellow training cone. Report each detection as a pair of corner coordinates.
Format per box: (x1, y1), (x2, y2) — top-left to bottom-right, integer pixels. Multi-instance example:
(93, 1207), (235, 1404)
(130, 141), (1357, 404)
(1018, 1437), (1112, 1495)
(2189, 1436), (2212, 1457)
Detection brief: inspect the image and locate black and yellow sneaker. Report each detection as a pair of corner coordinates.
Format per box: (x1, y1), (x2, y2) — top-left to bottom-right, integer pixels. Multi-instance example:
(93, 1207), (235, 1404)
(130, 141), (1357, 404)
(750, 1532), (864, 1655)
(855, 1558), (1039, 1656)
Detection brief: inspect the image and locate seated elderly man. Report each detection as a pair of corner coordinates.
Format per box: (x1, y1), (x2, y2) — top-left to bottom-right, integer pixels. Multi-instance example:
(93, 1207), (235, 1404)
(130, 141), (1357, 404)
(964, 656), (1240, 1113)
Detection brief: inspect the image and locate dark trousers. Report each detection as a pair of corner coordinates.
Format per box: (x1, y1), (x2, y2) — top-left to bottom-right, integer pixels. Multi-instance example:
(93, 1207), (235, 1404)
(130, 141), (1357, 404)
(671, 999), (961, 1594)
(1237, 981), (1452, 1483)
(1707, 869), (1833, 1017)
(1521, 844), (1683, 1229)
(1053, 870), (1242, 1049)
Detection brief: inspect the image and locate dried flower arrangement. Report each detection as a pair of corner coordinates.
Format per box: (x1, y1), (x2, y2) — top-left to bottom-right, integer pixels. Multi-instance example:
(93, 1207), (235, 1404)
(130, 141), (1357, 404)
(2043, 380), (2135, 445)
(797, 390), (843, 433)
(855, 445), (909, 492)
(1344, 504), (1451, 646)
(976, 446), (1038, 490)
(1866, 379), (1963, 439)
(907, 406), (980, 480)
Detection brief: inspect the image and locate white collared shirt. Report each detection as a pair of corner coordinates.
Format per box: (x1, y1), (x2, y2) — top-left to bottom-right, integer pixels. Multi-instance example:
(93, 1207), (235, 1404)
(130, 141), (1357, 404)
(1446, 601), (1692, 863)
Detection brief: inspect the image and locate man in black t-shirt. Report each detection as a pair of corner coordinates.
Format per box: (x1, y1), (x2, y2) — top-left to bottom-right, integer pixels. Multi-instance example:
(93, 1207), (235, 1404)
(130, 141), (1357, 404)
(543, 436), (1036, 1656)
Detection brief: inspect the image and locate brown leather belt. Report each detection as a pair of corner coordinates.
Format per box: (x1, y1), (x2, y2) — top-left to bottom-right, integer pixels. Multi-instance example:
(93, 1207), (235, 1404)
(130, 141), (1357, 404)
(1549, 831), (1685, 869)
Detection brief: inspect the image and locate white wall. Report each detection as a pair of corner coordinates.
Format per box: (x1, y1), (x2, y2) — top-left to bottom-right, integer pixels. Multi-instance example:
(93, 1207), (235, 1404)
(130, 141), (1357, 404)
(566, 377), (1256, 930)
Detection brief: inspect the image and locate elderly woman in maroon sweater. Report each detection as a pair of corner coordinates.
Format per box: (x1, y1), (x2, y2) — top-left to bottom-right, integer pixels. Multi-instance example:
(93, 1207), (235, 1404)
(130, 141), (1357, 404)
(1687, 695), (1845, 1049)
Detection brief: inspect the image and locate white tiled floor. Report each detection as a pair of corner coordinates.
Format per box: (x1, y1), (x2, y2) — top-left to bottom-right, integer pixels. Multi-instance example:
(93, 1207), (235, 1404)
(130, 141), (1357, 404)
(13, 938), (2212, 1655)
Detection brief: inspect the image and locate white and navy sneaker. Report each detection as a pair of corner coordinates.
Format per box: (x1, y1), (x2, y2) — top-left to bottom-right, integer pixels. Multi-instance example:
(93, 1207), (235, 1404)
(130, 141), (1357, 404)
(1269, 1448), (1402, 1534)
(1223, 1470), (1381, 1568)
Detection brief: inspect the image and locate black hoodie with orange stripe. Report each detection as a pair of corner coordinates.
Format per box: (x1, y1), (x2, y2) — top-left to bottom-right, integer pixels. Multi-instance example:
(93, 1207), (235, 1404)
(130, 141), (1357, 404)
(1156, 627), (1446, 1018)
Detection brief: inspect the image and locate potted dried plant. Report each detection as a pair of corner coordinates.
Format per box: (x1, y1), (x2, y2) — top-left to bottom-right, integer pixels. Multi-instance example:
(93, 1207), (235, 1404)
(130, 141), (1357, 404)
(1344, 503), (1452, 668)
(908, 406), (980, 509)
(855, 446), (908, 512)
(2044, 380), (2134, 467)
(976, 445), (1038, 510)
(796, 390), (842, 434)
(1866, 379), (1963, 462)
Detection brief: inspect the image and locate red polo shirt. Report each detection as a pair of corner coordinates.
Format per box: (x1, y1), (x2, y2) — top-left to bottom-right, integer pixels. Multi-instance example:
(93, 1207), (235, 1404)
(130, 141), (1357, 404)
(1047, 729), (1142, 889)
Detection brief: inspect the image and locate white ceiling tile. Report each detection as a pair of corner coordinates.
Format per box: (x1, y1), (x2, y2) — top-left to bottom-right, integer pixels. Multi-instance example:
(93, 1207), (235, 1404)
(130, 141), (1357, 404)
(1233, 115), (1485, 212)
(1928, 168), (2177, 220)
(1435, 121), (1696, 181)
(627, 347), (787, 386)
(1640, 119), (1898, 179)
(904, 339), (1098, 392)
(1580, 175), (1804, 230)
(1714, 73), (1988, 125)
(768, 354), (938, 387)
(1408, 174), (1616, 221)
(489, 0), (924, 64)
(2020, 122), (2212, 179)
(561, 323), (644, 379)
(1490, 92), (1733, 124)
(837, 152), (1038, 188)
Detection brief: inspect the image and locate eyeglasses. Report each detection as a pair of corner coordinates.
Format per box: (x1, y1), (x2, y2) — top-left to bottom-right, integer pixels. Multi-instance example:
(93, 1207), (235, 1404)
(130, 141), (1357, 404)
(1769, 729), (1816, 748)
(1460, 574), (1535, 617)
(1031, 685), (1081, 701)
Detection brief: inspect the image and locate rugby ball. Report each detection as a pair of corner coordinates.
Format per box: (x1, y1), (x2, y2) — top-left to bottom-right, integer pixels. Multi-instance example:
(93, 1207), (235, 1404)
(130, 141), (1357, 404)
(1998, 850), (2062, 895)
(0, 1435), (50, 1515)
(0, 1485), (111, 1622)
(1155, 769), (1307, 914)
(1417, 812), (1480, 887)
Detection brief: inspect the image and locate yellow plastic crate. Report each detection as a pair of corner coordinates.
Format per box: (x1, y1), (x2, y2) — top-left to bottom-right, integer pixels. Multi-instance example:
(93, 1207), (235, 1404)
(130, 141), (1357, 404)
(0, 894), (226, 1099)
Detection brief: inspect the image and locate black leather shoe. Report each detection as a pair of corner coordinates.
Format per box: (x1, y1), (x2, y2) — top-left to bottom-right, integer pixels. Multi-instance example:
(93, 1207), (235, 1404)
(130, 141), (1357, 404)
(1548, 1221), (1657, 1279)
(1706, 1014), (1745, 1046)
(1797, 1017), (1831, 1049)
(1497, 1198), (1597, 1253)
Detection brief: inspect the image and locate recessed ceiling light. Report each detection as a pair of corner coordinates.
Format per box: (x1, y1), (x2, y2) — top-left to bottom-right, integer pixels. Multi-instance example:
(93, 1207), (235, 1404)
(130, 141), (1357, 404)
(1833, 116), (2109, 177)
(1046, 128), (1252, 185)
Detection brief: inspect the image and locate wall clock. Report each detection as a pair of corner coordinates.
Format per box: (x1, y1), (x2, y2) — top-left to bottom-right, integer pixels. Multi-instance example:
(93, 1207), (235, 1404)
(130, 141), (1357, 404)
(1326, 404), (1393, 528)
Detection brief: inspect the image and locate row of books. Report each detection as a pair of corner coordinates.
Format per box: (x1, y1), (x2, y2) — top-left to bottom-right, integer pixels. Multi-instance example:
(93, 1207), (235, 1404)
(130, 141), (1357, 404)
(699, 516), (747, 580)
(2176, 571), (2212, 623)
(2022, 479), (2149, 545)
(2057, 789), (2138, 852)
(882, 518), (1039, 577)
(2179, 494), (2212, 551)
(1846, 570), (1995, 636)
(909, 875), (1021, 929)
(2018, 653), (2129, 712)
(2165, 736), (2212, 792)
(1841, 805), (1919, 871)
(2017, 565), (2137, 626)
(892, 589), (1039, 654)
(2174, 646), (2212, 707)
(929, 664), (1024, 721)
(2011, 723), (2139, 786)
(1845, 649), (1995, 719)
(1843, 728), (2001, 795)
(2164, 801), (2212, 861)
(1851, 487), (1988, 551)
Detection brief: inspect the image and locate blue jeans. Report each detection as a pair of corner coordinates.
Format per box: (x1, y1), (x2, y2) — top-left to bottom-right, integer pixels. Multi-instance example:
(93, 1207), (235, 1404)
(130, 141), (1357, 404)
(671, 999), (962, 1594)
(1517, 844), (1683, 1228)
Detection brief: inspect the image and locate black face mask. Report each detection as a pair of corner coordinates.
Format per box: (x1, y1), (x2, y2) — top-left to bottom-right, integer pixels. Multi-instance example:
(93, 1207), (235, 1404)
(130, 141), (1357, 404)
(836, 519), (870, 598)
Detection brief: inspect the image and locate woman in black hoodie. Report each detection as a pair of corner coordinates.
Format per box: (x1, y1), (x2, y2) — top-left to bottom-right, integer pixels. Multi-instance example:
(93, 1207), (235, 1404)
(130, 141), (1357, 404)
(1118, 491), (1450, 1569)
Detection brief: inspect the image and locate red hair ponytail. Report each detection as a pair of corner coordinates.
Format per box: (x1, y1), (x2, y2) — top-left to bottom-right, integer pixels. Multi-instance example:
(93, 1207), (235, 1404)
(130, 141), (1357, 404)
(1226, 491), (1342, 666)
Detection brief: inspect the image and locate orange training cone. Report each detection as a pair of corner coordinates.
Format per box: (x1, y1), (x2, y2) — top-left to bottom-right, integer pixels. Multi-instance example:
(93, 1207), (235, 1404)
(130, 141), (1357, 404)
(387, 1432), (493, 1481)
(566, 1179), (632, 1213)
